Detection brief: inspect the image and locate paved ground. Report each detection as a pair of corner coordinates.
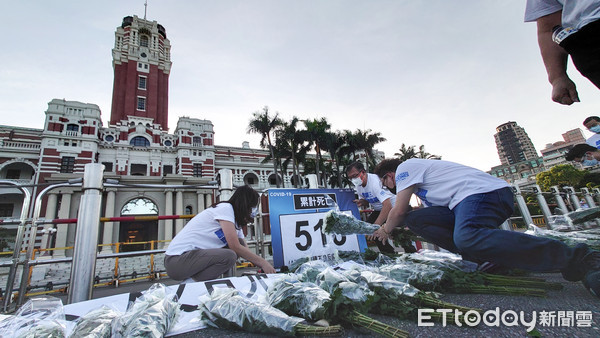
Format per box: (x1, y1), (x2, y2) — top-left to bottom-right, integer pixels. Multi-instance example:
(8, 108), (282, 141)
(48, 265), (600, 337)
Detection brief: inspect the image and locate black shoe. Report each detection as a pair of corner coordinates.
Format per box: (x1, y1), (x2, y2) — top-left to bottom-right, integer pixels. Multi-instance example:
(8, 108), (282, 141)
(561, 244), (592, 282)
(581, 251), (600, 298)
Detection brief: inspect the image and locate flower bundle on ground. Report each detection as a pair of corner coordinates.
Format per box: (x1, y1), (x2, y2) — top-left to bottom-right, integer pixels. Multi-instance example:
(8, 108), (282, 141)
(112, 283), (179, 338)
(565, 207), (600, 225)
(198, 288), (343, 336)
(392, 251), (562, 295)
(323, 210), (380, 235)
(69, 305), (120, 338)
(526, 225), (600, 251)
(268, 272), (409, 338)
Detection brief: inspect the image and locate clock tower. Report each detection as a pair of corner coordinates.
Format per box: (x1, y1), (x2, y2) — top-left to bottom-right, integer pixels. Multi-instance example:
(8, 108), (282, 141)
(110, 15), (172, 130)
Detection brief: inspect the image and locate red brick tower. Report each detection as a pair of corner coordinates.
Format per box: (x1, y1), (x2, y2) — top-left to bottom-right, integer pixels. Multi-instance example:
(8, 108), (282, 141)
(110, 16), (171, 129)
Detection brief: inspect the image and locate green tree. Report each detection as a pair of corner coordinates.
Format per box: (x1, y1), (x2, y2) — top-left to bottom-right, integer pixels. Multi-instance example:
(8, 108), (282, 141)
(321, 131), (352, 188)
(248, 106), (283, 187)
(536, 164), (586, 191)
(579, 172), (600, 190)
(274, 117), (311, 188)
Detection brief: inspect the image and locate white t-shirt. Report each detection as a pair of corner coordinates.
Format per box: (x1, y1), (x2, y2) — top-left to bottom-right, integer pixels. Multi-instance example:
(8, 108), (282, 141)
(165, 203), (244, 256)
(355, 173), (396, 211)
(586, 134), (600, 149)
(525, 0), (600, 30)
(394, 159), (510, 210)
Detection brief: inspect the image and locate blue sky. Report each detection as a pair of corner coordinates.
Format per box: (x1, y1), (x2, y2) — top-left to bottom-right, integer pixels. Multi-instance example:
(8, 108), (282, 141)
(1, 0), (599, 171)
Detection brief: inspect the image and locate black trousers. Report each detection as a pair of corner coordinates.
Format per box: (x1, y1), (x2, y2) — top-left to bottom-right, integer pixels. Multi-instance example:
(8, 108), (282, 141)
(560, 20), (600, 89)
(366, 210), (396, 253)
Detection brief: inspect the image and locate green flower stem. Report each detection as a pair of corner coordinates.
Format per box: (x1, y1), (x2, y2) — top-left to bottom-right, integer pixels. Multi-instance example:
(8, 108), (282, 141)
(295, 323), (344, 336)
(348, 311), (410, 338)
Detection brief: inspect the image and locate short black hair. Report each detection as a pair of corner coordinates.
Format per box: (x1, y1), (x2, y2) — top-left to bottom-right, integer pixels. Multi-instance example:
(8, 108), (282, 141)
(565, 144), (598, 161)
(345, 161), (365, 174)
(583, 116), (600, 125)
(374, 158), (403, 178)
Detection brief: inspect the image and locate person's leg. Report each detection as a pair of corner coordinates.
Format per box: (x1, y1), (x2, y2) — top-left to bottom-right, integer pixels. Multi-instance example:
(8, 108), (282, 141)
(404, 206), (459, 254)
(164, 248), (237, 282)
(452, 187), (590, 277)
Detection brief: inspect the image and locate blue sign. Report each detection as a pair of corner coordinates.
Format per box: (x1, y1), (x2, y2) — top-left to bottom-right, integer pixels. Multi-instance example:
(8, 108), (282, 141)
(268, 188), (368, 268)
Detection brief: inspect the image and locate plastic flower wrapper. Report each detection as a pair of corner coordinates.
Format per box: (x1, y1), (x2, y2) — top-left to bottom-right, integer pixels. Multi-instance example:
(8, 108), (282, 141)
(198, 287), (343, 336)
(564, 206), (600, 226)
(69, 305), (121, 338)
(315, 267), (352, 293)
(266, 276), (331, 322)
(323, 210), (379, 235)
(336, 249), (395, 266)
(0, 296), (66, 338)
(294, 259), (331, 283)
(526, 225), (600, 251)
(112, 283), (179, 338)
(393, 252), (562, 295)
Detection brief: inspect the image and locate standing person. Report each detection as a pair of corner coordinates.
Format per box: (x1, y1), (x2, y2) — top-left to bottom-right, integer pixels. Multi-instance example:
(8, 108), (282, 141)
(373, 158), (600, 298)
(346, 161), (398, 253)
(524, 1), (600, 105)
(583, 116), (600, 148)
(164, 185), (276, 282)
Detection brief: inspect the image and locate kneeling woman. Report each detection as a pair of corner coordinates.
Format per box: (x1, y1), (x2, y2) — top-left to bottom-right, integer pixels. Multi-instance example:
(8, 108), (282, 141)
(164, 185), (276, 282)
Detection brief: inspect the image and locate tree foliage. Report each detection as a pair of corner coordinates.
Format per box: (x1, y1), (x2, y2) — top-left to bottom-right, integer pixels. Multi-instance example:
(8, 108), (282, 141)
(535, 164), (586, 191)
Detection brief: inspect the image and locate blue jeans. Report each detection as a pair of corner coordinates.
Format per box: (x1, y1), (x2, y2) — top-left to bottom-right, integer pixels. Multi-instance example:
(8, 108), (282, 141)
(405, 187), (589, 278)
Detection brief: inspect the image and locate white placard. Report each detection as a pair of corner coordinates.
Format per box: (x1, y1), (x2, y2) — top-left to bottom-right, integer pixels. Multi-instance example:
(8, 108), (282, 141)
(279, 211), (360, 267)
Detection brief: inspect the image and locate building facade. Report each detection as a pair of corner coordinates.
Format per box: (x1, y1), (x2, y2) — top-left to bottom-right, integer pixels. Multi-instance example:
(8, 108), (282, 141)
(494, 121), (539, 166)
(0, 15), (302, 256)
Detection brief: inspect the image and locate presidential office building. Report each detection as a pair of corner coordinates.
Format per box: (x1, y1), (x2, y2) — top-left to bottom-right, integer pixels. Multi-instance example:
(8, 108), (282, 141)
(0, 15), (302, 256)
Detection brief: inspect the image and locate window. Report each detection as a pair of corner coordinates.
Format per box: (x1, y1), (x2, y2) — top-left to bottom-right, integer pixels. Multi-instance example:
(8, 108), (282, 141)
(185, 206), (193, 215)
(138, 76), (147, 90)
(102, 162), (113, 172)
(6, 169), (20, 179)
(60, 157), (75, 173)
(104, 135), (114, 142)
(140, 35), (149, 47)
(66, 124), (79, 132)
(163, 165), (173, 175)
(193, 163), (202, 177)
(193, 136), (202, 147)
(137, 97), (146, 111)
(0, 204), (13, 217)
(130, 136), (150, 147)
(131, 164), (147, 176)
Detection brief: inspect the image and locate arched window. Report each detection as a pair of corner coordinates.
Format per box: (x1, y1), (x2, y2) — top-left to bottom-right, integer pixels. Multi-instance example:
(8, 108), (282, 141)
(121, 198), (158, 215)
(66, 124), (79, 132)
(140, 35), (149, 47)
(244, 172), (259, 186)
(130, 136), (150, 147)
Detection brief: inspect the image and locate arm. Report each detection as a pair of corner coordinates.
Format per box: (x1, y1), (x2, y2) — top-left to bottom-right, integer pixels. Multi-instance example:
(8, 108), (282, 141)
(353, 198), (369, 208)
(373, 185), (414, 241)
(219, 220), (276, 274)
(373, 198), (392, 226)
(536, 11), (579, 105)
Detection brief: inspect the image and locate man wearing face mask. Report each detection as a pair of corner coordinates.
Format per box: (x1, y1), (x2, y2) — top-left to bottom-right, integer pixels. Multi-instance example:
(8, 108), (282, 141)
(345, 161), (399, 253)
(565, 143), (600, 166)
(583, 116), (600, 149)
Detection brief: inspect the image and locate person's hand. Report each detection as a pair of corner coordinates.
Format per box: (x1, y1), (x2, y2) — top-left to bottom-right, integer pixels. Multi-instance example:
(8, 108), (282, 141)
(373, 226), (390, 242)
(260, 263), (276, 274)
(551, 76), (580, 105)
(353, 199), (369, 208)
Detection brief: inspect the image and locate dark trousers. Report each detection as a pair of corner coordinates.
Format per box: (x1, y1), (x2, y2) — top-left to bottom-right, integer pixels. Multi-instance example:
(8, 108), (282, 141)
(561, 20), (600, 89)
(404, 187), (590, 280)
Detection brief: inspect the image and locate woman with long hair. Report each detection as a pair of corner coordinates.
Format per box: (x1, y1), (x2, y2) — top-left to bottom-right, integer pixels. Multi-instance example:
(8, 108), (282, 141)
(164, 185), (275, 282)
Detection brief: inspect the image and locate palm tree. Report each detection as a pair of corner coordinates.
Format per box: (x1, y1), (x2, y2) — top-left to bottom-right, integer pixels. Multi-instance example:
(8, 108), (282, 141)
(247, 106), (283, 187)
(346, 129), (386, 171)
(394, 143), (441, 161)
(321, 131), (352, 188)
(276, 117), (311, 188)
(303, 118), (331, 187)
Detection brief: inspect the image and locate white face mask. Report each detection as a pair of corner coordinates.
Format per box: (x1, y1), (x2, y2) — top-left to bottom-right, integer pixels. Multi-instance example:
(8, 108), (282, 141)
(351, 177), (362, 187)
(590, 125), (600, 134)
